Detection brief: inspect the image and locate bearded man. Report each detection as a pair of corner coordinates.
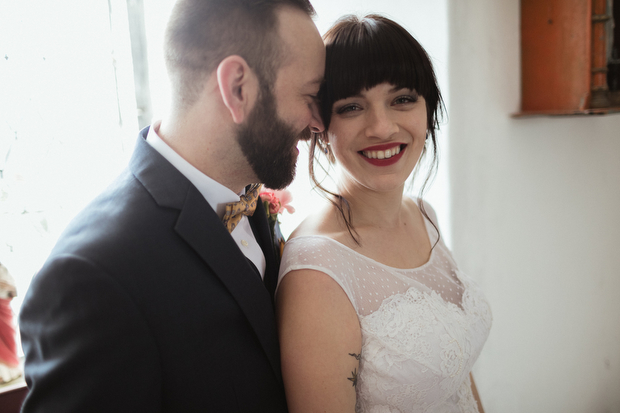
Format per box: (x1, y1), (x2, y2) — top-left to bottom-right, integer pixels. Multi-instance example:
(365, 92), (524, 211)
(19, 0), (324, 411)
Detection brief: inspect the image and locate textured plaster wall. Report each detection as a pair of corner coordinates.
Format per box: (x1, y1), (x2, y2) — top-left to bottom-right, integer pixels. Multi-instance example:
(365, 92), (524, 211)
(447, 0), (620, 411)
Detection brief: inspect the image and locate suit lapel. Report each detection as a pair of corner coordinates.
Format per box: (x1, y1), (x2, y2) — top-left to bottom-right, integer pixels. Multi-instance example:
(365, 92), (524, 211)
(249, 201), (279, 303)
(174, 188), (282, 380)
(130, 129), (282, 383)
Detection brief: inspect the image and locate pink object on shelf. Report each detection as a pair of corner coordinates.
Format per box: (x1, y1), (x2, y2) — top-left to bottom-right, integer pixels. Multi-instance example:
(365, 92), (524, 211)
(0, 298), (18, 368)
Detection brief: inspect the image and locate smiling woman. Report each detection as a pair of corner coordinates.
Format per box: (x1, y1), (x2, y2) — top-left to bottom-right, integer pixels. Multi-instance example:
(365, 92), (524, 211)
(327, 84), (428, 190)
(275, 14), (490, 413)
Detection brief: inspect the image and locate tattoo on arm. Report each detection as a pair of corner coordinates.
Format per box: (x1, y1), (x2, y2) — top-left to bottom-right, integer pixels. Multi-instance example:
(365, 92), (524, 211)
(347, 352), (361, 387)
(348, 368), (358, 387)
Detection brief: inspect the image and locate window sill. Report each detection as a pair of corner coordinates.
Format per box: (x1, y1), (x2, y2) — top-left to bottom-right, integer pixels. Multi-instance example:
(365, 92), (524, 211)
(512, 106), (620, 118)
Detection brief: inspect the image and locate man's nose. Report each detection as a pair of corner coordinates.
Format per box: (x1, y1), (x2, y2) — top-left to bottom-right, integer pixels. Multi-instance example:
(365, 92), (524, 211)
(308, 101), (325, 133)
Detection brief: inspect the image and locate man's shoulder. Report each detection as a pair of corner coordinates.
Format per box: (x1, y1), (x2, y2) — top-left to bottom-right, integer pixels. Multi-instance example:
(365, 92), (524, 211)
(49, 170), (170, 261)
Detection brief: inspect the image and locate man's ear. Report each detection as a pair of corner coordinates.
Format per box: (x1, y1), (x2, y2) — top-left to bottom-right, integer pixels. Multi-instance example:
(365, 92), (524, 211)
(216, 56), (258, 124)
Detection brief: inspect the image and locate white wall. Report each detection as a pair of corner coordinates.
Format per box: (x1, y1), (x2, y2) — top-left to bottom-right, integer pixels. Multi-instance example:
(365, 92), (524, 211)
(448, 0), (620, 411)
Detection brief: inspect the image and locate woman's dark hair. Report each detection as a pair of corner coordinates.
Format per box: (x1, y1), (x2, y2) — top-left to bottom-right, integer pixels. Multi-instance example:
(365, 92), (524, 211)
(309, 14), (445, 245)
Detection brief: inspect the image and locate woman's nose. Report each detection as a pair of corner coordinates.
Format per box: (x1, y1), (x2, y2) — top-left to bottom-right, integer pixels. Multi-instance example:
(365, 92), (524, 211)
(365, 106), (398, 139)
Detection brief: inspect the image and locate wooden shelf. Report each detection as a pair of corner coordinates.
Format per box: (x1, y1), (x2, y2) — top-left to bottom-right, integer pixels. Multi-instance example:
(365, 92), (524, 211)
(513, 107), (620, 117)
(0, 378), (27, 413)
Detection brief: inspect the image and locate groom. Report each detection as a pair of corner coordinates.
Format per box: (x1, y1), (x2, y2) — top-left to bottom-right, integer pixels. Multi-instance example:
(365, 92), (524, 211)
(18, 0), (324, 411)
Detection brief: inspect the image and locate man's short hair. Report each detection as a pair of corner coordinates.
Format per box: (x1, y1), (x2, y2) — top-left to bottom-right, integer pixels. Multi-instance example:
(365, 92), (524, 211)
(164, 0), (315, 108)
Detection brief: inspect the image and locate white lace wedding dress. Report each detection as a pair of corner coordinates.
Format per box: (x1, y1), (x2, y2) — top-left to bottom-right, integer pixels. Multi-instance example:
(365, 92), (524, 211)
(278, 203), (492, 412)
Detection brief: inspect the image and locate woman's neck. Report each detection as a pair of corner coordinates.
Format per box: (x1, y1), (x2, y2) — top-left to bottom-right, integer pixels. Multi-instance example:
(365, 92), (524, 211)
(338, 183), (408, 230)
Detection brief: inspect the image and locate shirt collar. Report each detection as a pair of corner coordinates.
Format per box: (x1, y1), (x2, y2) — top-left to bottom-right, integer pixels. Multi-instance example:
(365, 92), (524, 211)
(146, 121), (242, 218)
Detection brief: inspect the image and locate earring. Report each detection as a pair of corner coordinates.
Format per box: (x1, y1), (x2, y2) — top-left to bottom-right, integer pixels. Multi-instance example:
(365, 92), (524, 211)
(320, 139), (329, 155)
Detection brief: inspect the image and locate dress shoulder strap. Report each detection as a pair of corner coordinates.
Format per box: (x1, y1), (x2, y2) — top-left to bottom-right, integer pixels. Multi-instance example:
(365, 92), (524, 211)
(277, 235), (364, 312)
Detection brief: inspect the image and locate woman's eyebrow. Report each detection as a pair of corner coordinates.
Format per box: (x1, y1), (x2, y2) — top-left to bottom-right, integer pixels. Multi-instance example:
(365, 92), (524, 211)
(389, 85), (415, 93)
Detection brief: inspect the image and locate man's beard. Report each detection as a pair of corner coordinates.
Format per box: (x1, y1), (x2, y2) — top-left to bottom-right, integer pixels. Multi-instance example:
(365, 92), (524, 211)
(236, 85), (308, 190)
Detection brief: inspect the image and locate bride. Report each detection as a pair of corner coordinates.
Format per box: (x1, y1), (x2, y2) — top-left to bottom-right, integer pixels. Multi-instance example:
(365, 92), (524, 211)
(276, 14), (492, 412)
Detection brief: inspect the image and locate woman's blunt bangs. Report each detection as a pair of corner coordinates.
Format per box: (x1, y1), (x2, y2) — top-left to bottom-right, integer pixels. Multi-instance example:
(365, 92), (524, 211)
(319, 14), (442, 132)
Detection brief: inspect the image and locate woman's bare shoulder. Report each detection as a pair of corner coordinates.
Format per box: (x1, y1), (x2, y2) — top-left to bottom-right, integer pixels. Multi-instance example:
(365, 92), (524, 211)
(288, 203), (348, 241)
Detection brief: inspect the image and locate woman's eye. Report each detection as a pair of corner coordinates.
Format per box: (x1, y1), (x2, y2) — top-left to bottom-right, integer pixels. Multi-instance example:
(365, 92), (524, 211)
(394, 94), (419, 105)
(335, 104), (360, 114)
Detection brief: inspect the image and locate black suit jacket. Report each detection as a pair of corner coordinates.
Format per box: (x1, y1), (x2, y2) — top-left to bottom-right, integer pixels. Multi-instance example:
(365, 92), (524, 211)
(19, 128), (288, 412)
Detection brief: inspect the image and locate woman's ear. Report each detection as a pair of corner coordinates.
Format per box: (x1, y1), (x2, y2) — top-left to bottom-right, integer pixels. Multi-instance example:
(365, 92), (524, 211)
(216, 55), (258, 124)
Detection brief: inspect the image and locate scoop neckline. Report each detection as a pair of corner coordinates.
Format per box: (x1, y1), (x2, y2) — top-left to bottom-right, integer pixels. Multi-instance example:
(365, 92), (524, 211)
(289, 216), (439, 272)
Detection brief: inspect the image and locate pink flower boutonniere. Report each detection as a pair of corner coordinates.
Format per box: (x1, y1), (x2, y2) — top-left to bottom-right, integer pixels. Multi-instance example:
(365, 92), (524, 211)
(259, 188), (295, 261)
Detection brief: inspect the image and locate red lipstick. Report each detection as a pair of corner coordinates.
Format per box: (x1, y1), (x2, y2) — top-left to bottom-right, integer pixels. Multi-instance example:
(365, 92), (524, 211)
(359, 143), (406, 166)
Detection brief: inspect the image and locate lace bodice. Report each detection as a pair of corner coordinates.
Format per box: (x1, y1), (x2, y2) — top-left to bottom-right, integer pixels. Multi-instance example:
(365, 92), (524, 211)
(278, 203), (492, 412)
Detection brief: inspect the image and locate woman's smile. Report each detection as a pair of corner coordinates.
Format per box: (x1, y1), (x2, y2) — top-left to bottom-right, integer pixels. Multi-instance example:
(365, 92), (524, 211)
(359, 143), (407, 166)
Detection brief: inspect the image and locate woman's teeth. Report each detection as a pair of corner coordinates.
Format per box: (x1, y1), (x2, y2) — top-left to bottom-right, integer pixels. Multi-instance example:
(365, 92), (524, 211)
(362, 145), (401, 159)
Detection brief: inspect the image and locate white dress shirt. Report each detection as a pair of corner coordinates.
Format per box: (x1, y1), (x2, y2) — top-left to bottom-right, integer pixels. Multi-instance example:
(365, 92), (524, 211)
(146, 121), (266, 278)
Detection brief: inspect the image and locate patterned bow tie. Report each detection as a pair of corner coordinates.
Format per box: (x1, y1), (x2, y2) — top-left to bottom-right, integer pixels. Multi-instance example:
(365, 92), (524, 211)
(222, 184), (263, 233)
